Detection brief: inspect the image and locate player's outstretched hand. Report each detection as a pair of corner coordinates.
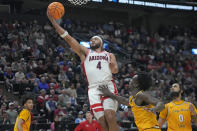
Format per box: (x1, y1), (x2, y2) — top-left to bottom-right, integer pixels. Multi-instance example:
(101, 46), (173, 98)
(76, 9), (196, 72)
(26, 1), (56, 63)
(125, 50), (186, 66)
(99, 85), (112, 97)
(46, 9), (56, 25)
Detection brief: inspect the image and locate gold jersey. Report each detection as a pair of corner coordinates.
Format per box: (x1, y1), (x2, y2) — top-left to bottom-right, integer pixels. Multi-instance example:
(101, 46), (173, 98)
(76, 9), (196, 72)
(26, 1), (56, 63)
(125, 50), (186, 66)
(14, 109), (31, 131)
(129, 91), (160, 131)
(159, 100), (197, 131)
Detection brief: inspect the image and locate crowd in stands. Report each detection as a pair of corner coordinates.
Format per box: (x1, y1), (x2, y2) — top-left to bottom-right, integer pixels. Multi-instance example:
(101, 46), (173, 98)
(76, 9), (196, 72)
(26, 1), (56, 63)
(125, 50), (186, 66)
(0, 17), (196, 130)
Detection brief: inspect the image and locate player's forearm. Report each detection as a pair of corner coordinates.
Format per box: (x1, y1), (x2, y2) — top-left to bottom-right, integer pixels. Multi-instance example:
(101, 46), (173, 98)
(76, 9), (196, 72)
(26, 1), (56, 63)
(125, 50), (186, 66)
(192, 115), (197, 126)
(110, 64), (119, 74)
(109, 93), (129, 106)
(17, 124), (23, 131)
(50, 20), (76, 43)
(158, 118), (166, 128)
(154, 102), (164, 112)
(50, 19), (65, 35)
(51, 22), (83, 56)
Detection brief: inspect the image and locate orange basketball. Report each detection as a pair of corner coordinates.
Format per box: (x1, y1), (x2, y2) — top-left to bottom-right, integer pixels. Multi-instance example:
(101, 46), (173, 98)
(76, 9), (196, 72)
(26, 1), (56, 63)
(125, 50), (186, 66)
(48, 2), (65, 20)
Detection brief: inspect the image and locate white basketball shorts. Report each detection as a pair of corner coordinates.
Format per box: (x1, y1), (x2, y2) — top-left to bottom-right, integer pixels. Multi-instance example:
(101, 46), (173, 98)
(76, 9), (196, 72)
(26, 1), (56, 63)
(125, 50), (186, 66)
(88, 80), (118, 120)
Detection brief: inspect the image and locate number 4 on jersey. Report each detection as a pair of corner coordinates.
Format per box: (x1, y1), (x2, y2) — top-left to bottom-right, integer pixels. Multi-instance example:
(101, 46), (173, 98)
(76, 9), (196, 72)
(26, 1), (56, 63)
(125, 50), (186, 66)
(97, 61), (102, 70)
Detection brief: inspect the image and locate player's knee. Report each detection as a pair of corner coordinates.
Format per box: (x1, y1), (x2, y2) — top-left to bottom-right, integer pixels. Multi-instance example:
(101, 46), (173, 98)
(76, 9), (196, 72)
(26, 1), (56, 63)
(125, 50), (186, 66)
(98, 116), (108, 129)
(104, 110), (116, 122)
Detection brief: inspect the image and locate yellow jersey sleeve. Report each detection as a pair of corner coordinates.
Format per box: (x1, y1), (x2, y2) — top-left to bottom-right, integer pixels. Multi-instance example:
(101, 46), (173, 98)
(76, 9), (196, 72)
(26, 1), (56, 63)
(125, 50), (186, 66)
(190, 103), (197, 116)
(159, 104), (168, 119)
(129, 96), (134, 106)
(18, 109), (30, 122)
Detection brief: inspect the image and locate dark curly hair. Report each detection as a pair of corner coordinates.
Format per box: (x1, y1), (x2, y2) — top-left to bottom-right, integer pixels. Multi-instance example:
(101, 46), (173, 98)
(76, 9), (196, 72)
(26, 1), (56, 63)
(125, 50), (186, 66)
(22, 95), (34, 106)
(137, 72), (152, 91)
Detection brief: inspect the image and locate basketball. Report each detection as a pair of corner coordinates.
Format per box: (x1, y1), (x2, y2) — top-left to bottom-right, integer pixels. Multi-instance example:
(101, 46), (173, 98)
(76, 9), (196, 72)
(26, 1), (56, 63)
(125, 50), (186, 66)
(47, 2), (65, 20)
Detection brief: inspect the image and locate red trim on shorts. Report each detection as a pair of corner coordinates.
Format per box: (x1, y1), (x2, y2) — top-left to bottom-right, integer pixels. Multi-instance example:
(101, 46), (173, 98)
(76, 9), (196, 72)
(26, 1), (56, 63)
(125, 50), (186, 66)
(100, 96), (109, 101)
(87, 95), (94, 116)
(90, 103), (102, 109)
(112, 80), (118, 95)
(94, 108), (104, 112)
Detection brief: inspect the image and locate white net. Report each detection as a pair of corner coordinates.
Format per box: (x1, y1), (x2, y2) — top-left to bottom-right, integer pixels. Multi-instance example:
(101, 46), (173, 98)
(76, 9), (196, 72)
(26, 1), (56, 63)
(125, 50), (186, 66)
(68, 0), (90, 5)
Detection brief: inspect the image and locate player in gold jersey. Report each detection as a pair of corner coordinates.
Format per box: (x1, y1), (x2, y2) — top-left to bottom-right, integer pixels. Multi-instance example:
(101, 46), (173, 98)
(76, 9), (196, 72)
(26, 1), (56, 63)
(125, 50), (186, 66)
(99, 72), (164, 131)
(158, 83), (197, 131)
(14, 96), (34, 131)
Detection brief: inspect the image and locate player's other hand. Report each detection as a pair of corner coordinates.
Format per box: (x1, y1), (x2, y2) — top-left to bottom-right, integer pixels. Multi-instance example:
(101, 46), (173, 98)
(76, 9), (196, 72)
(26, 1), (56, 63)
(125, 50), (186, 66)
(99, 85), (112, 97)
(144, 108), (156, 114)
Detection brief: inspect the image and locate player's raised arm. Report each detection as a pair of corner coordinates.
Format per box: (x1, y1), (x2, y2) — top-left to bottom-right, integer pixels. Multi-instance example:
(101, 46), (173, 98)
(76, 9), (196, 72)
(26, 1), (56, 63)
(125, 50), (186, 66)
(99, 85), (130, 106)
(139, 93), (164, 113)
(47, 10), (88, 58)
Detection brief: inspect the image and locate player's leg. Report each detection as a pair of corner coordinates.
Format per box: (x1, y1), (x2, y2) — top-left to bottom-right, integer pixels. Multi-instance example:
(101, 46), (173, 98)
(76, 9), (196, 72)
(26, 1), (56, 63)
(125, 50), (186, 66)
(103, 99), (118, 131)
(91, 105), (109, 131)
(102, 81), (119, 131)
(88, 87), (109, 131)
(98, 115), (108, 131)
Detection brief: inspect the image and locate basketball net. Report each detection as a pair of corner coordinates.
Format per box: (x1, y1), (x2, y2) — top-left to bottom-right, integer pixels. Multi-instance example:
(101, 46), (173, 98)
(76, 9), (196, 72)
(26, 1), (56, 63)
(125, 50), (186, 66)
(68, 0), (89, 5)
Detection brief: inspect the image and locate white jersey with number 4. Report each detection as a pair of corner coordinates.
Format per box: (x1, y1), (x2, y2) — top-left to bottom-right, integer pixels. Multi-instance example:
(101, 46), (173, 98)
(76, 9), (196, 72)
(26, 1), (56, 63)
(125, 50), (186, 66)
(82, 49), (112, 86)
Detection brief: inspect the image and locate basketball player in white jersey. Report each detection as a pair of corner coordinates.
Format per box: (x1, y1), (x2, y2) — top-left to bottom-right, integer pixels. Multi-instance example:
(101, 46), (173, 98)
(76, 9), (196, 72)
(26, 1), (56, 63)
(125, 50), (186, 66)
(47, 11), (119, 131)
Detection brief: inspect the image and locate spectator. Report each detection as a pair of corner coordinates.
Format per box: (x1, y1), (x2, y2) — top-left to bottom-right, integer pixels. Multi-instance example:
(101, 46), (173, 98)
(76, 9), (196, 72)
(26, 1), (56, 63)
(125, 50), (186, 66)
(38, 77), (49, 91)
(58, 70), (69, 83)
(57, 95), (66, 108)
(47, 89), (58, 101)
(58, 89), (71, 105)
(15, 68), (25, 83)
(49, 80), (59, 91)
(46, 95), (57, 122)
(65, 102), (74, 114)
(0, 103), (7, 116)
(4, 67), (15, 92)
(76, 83), (85, 97)
(13, 100), (20, 113)
(0, 111), (11, 125)
(70, 93), (77, 106)
(6, 102), (18, 124)
(67, 83), (77, 98)
(54, 103), (67, 121)
(35, 35), (45, 47)
(34, 60), (47, 75)
(82, 104), (89, 113)
(37, 89), (48, 115)
(75, 111), (86, 124)
(50, 64), (59, 78)
(17, 58), (27, 72)
(74, 111), (102, 131)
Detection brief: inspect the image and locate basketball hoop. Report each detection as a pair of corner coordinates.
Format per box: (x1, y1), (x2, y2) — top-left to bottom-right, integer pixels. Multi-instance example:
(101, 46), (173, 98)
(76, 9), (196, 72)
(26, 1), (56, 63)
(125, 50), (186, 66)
(68, 0), (90, 5)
